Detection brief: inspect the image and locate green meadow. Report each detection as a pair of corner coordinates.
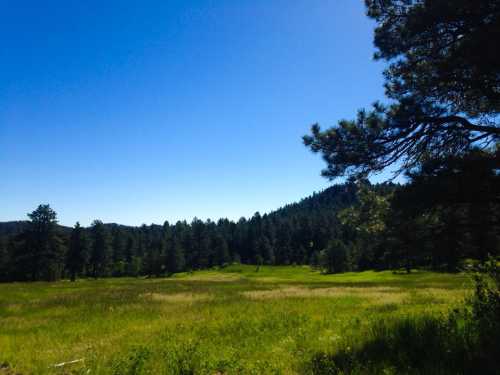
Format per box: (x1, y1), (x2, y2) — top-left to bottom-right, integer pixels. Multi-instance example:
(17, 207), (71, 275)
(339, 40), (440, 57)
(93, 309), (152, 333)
(0, 266), (470, 374)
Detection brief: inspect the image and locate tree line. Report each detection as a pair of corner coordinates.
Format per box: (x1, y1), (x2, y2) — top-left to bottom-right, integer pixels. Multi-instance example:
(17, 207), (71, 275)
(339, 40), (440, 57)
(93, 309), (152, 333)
(0, 184), (354, 281)
(0, 160), (498, 282)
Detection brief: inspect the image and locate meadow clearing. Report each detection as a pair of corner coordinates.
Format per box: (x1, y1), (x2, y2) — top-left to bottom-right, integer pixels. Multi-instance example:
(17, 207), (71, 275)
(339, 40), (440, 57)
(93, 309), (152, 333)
(0, 265), (470, 374)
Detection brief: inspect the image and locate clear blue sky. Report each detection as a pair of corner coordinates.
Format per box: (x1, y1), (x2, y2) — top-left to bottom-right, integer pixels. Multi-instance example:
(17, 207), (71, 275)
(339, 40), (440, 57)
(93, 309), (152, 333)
(0, 0), (387, 226)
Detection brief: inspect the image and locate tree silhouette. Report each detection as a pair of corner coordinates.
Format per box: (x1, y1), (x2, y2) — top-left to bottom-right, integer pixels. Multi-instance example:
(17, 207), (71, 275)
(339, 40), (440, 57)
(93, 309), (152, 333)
(304, 0), (499, 179)
(67, 222), (89, 281)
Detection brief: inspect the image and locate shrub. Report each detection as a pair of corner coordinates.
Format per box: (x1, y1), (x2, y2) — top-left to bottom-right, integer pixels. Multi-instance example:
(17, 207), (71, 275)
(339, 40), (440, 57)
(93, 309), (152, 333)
(319, 240), (352, 274)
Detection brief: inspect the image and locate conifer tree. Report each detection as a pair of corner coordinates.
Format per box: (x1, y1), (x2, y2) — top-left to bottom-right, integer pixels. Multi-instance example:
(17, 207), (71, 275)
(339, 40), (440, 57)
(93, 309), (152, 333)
(166, 238), (185, 274)
(89, 220), (112, 278)
(67, 222), (89, 281)
(21, 205), (64, 281)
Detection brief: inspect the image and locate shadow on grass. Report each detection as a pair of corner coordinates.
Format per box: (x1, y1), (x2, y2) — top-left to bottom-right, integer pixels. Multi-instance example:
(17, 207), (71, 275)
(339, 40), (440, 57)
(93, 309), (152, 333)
(309, 313), (498, 375)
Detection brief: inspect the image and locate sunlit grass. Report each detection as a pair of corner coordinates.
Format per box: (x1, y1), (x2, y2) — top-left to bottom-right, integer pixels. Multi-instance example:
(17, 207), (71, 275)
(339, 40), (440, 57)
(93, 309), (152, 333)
(0, 266), (470, 374)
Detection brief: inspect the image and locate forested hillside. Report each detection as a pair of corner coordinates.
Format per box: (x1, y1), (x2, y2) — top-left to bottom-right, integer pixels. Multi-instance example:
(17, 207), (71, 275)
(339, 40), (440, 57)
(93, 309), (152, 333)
(1, 169), (498, 282)
(0, 183), (358, 281)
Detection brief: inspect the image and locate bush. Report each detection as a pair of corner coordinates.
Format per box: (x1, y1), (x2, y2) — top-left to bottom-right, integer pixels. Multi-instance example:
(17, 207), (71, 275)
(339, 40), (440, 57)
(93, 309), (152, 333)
(319, 240), (352, 274)
(467, 259), (500, 372)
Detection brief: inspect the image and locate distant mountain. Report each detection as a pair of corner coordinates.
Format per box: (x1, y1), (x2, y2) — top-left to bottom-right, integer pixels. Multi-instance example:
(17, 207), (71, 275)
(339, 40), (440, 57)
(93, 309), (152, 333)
(0, 221), (30, 236)
(0, 221), (72, 236)
(0, 183), (397, 236)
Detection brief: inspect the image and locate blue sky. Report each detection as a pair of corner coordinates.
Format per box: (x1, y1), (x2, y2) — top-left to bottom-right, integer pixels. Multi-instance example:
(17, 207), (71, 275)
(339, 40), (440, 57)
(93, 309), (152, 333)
(0, 0), (387, 226)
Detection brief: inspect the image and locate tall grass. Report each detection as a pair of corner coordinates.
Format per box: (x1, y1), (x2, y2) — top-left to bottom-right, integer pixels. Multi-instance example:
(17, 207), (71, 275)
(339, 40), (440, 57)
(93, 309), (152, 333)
(309, 261), (500, 375)
(0, 266), (469, 374)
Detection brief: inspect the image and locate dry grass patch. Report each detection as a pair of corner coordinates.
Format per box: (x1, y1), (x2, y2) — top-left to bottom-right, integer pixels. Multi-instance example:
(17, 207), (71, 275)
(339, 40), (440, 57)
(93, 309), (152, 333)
(251, 276), (288, 283)
(241, 286), (407, 304)
(180, 273), (242, 282)
(140, 292), (213, 304)
(241, 285), (466, 306)
(411, 287), (468, 303)
(4, 304), (23, 313)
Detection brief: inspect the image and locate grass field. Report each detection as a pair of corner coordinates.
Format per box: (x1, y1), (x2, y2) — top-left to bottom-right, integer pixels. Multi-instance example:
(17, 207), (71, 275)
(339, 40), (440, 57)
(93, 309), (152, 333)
(0, 265), (471, 374)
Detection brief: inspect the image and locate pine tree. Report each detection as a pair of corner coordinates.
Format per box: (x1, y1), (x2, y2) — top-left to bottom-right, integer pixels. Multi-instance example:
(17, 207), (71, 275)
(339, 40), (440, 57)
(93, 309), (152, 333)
(320, 239), (351, 274)
(259, 236), (275, 265)
(0, 236), (9, 281)
(20, 205), (65, 281)
(111, 226), (126, 275)
(67, 222), (89, 281)
(213, 234), (230, 266)
(166, 238), (185, 274)
(89, 220), (112, 278)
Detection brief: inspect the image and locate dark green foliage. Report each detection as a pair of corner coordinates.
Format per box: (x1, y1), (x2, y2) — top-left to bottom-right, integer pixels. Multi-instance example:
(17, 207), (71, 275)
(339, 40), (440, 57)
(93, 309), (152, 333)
(0, 221), (31, 236)
(89, 220), (112, 278)
(10, 205), (66, 281)
(0, 237), (10, 282)
(309, 250), (321, 270)
(390, 150), (500, 271)
(304, 0), (500, 180)
(469, 259), (500, 364)
(258, 236), (275, 265)
(110, 226), (127, 275)
(367, 0), (500, 117)
(213, 234), (230, 266)
(319, 240), (351, 274)
(166, 239), (186, 274)
(254, 254), (264, 272)
(67, 222), (89, 281)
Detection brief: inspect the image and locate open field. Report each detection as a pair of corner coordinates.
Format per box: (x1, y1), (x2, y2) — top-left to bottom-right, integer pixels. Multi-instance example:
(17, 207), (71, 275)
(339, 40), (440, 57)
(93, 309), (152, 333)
(0, 266), (471, 374)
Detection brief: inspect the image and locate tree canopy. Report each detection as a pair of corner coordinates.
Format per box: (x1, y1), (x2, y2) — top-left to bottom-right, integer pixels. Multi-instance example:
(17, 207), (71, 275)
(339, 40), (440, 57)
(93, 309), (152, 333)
(304, 0), (500, 179)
